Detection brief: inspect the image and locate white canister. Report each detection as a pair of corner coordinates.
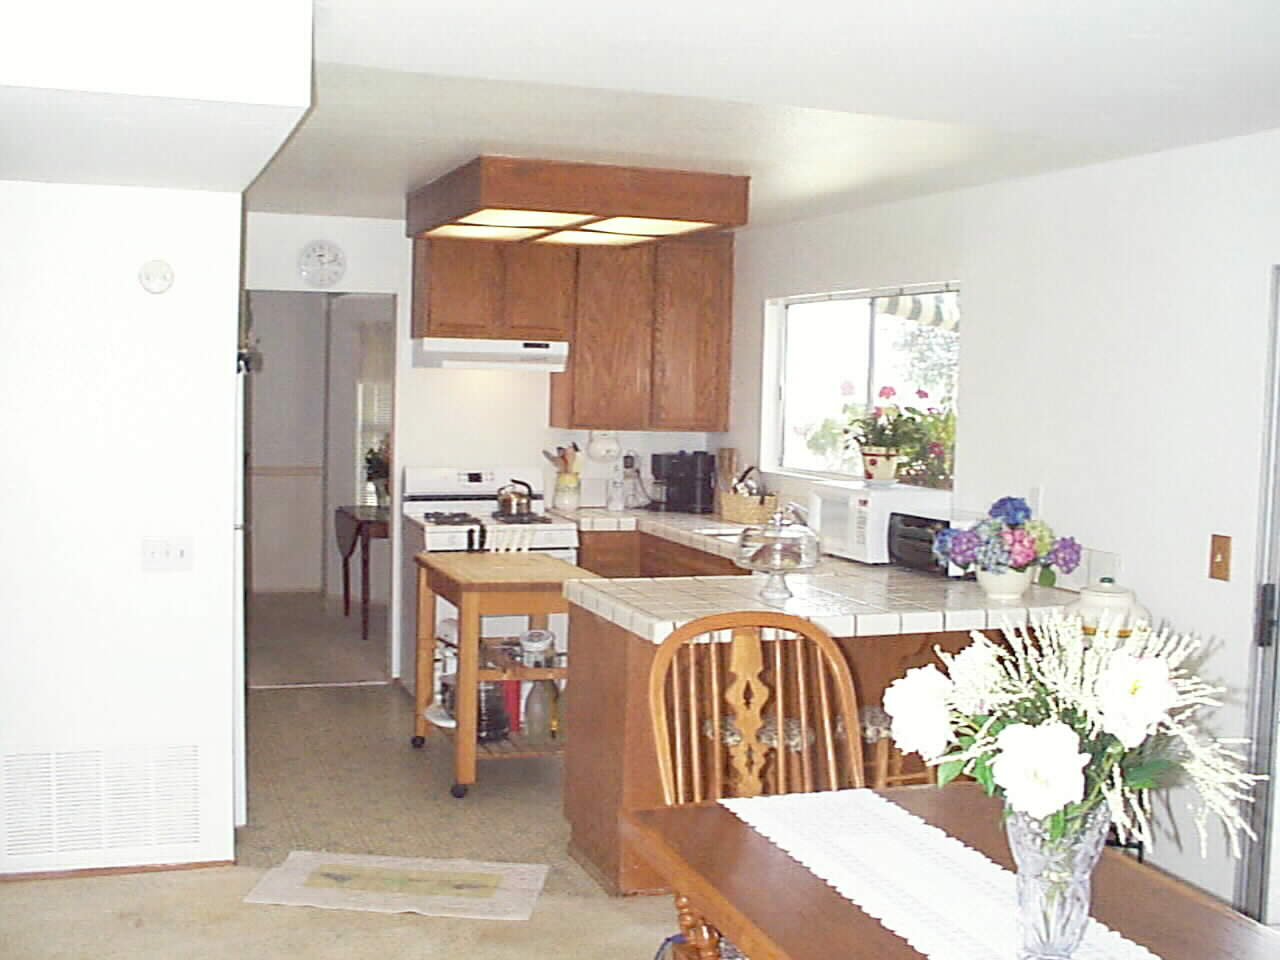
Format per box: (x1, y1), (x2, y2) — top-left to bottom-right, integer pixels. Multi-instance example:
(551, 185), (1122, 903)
(553, 473), (581, 512)
(1063, 578), (1151, 636)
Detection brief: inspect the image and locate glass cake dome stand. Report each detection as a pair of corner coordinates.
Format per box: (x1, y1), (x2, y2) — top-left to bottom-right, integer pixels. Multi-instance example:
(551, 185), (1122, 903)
(733, 506), (820, 603)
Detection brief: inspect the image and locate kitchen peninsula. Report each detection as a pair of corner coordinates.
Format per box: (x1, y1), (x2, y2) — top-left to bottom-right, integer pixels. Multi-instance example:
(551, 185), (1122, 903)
(558, 512), (1074, 895)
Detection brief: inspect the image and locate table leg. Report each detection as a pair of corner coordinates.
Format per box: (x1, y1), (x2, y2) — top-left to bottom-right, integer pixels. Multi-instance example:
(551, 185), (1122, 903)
(342, 553), (351, 617)
(412, 568), (436, 746)
(452, 591), (480, 797)
(335, 508), (357, 618)
(360, 525), (372, 642)
(674, 893), (720, 960)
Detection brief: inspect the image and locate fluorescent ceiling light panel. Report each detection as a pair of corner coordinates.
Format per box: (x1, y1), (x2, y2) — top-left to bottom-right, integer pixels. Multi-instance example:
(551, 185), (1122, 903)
(425, 224), (548, 241)
(534, 230), (651, 246)
(457, 208), (596, 228)
(584, 217), (715, 236)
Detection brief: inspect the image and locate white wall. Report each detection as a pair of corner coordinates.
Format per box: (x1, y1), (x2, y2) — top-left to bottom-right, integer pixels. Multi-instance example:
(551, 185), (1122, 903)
(730, 129), (1280, 902)
(246, 291), (328, 593)
(0, 180), (242, 872)
(245, 213), (716, 681)
(0, 4), (310, 197)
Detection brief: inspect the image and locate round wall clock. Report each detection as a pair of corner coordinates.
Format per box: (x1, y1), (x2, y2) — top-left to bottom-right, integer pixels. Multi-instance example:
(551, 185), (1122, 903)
(137, 259), (175, 294)
(297, 239), (346, 288)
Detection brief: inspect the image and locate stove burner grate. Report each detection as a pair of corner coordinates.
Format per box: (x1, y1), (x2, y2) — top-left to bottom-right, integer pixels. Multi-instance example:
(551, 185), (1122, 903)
(421, 511), (483, 526)
(490, 512), (553, 525)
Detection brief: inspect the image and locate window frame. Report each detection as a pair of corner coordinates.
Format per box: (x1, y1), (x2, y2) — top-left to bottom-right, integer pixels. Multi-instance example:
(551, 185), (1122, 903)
(761, 282), (959, 483)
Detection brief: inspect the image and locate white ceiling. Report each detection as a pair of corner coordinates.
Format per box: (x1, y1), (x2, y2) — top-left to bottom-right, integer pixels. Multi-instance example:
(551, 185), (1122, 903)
(247, 0), (1280, 226)
(0, 85), (305, 194)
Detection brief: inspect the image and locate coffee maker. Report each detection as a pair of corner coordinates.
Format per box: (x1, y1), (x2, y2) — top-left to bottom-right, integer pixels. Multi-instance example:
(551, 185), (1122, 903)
(649, 451), (716, 514)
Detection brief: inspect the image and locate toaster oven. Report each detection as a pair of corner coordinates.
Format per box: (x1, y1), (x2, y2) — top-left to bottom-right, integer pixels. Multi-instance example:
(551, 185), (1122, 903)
(806, 482), (952, 565)
(888, 512), (952, 574)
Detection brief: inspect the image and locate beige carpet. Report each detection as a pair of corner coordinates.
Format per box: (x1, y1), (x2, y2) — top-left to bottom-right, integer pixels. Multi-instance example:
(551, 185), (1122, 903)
(247, 591), (388, 687)
(0, 685), (677, 959)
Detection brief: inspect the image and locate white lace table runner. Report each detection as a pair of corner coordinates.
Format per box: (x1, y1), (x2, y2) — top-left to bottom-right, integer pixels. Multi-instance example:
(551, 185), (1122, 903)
(719, 790), (1160, 960)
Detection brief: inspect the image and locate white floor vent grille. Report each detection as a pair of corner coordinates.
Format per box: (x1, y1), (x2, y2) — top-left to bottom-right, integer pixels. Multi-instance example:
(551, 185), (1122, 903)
(3, 746), (200, 859)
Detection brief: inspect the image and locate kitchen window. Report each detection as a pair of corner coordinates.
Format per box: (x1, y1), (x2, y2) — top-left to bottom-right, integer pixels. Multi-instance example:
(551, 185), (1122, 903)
(766, 285), (959, 488)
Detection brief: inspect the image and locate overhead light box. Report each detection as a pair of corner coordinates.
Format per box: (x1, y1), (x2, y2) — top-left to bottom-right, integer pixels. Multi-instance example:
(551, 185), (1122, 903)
(406, 156), (749, 246)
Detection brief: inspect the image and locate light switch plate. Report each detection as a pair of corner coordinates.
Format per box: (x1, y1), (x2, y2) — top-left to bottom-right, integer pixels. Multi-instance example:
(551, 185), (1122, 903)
(1209, 534), (1231, 581)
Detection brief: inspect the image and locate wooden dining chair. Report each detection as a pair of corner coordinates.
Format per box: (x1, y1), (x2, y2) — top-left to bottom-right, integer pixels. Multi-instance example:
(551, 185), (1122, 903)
(648, 611), (865, 960)
(860, 704), (938, 790)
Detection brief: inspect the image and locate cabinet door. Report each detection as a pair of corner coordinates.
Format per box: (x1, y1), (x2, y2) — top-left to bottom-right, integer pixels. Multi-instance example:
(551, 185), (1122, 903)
(577, 530), (642, 578)
(502, 244), (576, 341)
(638, 533), (747, 578)
(565, 245), (655, 429)
(650, 233), (733, 431)
(412, 238), (502, 338)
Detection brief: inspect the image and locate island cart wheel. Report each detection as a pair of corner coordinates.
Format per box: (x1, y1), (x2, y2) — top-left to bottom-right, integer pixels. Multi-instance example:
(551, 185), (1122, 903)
(410, 735), (425, 748)
(450, 783), (469, 799)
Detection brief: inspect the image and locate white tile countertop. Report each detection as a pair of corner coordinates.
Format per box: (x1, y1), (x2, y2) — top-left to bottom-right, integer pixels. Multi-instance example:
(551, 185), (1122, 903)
(565, 569), (1072, 643)
(553, 507), (1076, 642)
(552, 507), (752, 558)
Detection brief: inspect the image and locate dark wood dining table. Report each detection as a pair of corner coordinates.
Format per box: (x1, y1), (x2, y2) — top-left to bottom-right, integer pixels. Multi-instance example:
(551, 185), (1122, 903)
(334, 505), (389, 643)
(622, 783), (1280, 960)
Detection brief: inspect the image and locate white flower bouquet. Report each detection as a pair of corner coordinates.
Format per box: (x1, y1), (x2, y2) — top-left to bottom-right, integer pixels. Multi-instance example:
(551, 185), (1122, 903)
(883, 613), (1261, 852)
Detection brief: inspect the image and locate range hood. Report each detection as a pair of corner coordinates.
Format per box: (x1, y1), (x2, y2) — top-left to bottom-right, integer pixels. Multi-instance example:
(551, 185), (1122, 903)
(412, 336), (569, 372)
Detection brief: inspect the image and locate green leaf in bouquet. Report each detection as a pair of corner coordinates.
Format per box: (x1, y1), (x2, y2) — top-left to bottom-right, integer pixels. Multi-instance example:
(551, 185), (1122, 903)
(1123, 757), (1175, 791)
(937, 758), (966, 787)
(972, 756), (996, 794)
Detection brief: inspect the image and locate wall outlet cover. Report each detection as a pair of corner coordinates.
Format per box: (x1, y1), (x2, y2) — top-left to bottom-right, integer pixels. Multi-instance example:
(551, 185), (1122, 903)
(1209, 534), (1231, 581)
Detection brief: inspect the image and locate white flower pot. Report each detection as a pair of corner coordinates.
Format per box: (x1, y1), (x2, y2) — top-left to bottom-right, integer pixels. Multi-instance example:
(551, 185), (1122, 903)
(860, 445), (902, 486)
(977, 567), (1034, 601)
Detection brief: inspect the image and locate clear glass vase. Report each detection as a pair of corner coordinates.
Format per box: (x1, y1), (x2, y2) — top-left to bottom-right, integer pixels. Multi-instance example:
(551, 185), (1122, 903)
(1004, 805), (1111, 960)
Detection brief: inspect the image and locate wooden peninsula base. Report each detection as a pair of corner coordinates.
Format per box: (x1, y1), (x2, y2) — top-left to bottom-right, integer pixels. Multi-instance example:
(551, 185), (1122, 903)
(562, 605), (984, 896)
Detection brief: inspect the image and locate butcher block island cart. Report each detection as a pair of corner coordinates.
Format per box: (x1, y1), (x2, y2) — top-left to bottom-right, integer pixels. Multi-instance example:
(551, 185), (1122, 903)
(411, 551), (597, 797)
(561, 568), (1074, 896)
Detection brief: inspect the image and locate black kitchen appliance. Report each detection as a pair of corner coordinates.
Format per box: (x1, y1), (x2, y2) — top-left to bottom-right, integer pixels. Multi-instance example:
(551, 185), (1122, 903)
(887, 512), (951, 574)
(649, 451), (716, 514)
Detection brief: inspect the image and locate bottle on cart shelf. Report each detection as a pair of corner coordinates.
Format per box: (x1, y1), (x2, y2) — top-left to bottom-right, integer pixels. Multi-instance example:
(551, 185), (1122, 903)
(523, 679), (558, 743)
(519, 629), (562, 744)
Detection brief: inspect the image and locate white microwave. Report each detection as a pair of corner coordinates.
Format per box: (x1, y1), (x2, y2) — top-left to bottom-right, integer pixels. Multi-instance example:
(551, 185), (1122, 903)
(807, 482), (952, 564)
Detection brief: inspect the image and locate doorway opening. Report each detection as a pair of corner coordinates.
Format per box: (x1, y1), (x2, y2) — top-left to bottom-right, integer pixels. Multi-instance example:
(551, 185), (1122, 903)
(242, 290), (397, 689)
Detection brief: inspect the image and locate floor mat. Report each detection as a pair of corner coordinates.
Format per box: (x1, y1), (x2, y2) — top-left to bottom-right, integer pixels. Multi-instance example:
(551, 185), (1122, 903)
(244, 850), (549, 920)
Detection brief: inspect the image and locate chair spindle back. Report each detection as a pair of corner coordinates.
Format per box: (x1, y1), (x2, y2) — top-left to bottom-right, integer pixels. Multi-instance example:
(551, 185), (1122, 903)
(649, 611), (865, 805)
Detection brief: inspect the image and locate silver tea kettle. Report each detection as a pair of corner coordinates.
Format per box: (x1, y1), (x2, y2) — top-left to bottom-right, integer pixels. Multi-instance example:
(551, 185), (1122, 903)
(496, 478), (534, 517)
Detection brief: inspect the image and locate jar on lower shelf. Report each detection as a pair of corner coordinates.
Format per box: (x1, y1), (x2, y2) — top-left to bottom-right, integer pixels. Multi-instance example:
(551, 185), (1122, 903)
(441, 675), (510, 743)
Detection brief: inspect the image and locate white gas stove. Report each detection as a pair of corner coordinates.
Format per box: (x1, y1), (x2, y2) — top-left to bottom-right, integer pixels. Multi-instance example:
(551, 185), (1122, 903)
(401, 466), (579, 557)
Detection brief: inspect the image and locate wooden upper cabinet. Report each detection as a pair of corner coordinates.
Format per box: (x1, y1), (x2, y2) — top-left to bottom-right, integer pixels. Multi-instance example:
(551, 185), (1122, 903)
(551, 232), (735, 431)
(412, 237), (502, 338)
(502, 244), (576, 341)
(412, 237), (577, 341)
(651, 233), (733, 432)
(556, 245), (655, 430)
